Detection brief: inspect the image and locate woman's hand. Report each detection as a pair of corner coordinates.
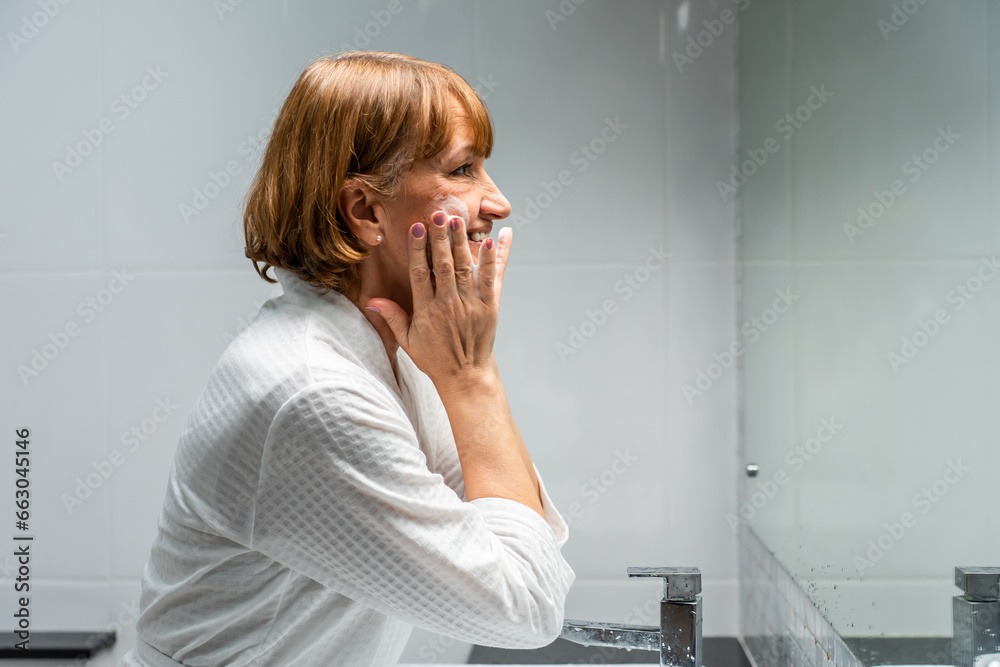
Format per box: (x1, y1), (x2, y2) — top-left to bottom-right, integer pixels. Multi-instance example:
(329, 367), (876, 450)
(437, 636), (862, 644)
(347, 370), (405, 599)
(366, 210), (512, 392)
(367, 210), (541, 516)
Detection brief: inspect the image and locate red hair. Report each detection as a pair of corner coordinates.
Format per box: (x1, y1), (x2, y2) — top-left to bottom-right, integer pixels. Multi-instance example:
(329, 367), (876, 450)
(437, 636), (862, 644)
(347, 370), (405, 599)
(243, 51), (494, 297)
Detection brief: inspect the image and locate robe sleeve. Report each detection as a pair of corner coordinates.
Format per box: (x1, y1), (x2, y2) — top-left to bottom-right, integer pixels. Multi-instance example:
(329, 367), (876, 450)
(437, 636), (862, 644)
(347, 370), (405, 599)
(250, 377), (576, 648)
(400, 354), (570, 548)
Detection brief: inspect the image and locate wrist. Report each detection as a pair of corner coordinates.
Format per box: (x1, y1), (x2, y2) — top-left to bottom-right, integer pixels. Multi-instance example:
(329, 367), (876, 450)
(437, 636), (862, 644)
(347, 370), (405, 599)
(434, 366), (501, 403)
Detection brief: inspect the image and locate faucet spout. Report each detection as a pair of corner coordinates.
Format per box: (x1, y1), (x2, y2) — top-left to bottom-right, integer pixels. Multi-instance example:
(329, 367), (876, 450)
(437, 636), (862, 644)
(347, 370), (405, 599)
(559, 566), (703, 667)
(560, 619), (660, 651)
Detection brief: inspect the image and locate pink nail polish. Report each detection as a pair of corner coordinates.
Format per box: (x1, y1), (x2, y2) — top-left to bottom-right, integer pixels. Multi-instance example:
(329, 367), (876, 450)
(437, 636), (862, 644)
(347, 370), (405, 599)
(366, 306), (380, 313)
(449, 218), (460, 231)
(485, 238), (493, 250)
(433, 211), (447, 226)
(412, 224), (424, 238)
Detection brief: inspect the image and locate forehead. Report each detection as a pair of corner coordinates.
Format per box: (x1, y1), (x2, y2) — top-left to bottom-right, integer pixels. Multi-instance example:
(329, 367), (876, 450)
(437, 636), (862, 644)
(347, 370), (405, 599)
(412, 87), (492, 167)
(446, 121), (476, 149)
(445, 101), (476, 141)
(428, 108), (478, 164)
(443, 91), (490, 153)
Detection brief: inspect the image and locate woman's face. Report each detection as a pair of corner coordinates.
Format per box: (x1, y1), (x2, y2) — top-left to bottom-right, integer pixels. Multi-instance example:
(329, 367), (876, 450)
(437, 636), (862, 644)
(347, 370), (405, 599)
(373, 101), (511, 312)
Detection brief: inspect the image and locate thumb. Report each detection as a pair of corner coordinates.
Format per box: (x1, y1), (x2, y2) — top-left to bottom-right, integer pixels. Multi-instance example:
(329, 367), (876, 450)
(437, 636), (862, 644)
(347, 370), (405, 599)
(365, 298), (410, 347)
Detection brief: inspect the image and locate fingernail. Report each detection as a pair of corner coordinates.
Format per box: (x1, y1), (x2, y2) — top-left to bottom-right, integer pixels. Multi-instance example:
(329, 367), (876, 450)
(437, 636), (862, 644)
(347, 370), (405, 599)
(366, 306), (380, 313)
(485, 238), (494, 250)
(449, 217), (460, 231)
(432, 211), (447, 226)
(412, 224), (424, 238)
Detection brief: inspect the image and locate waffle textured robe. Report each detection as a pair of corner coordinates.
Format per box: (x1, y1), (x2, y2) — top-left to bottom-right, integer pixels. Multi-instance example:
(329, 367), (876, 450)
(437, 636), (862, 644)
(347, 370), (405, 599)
(120, 268), (575, 667)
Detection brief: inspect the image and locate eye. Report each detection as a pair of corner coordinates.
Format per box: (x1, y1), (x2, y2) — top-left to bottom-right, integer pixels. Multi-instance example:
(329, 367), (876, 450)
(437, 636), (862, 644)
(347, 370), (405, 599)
(452, 163), (473, 177)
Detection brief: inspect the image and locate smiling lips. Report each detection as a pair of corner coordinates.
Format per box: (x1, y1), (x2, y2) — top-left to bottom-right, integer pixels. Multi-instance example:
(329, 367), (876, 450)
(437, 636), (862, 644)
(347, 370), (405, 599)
(464, 230), (489, 266)
(423, 226), (492, 269)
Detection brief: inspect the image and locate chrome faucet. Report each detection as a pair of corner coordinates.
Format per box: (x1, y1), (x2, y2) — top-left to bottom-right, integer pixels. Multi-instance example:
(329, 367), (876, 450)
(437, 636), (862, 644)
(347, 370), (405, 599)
(559, 566), (702, 667)
(953, 566), (1000, 667)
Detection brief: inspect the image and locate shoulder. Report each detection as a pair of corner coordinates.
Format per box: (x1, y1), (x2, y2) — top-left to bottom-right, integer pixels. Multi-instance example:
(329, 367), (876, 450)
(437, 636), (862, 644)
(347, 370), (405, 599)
(267, 377), (415, 455)
(217, 296), (374, 395)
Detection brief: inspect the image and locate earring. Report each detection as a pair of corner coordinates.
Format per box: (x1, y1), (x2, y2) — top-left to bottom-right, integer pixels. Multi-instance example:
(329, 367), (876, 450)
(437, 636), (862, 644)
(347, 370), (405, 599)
(375, 234), (382, 243)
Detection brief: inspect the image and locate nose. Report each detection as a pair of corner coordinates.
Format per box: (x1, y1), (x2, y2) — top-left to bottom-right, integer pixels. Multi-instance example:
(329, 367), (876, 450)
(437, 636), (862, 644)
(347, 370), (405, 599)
(479, 172), (511, 221)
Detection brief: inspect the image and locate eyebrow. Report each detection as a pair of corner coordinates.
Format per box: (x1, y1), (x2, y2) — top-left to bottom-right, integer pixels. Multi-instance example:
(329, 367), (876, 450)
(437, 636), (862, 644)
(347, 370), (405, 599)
(447, 145), (477, 161)
(431, 145), (477, 169)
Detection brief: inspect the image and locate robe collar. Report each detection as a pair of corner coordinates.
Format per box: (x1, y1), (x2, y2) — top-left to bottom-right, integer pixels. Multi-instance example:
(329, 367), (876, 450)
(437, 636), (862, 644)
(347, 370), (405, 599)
(272, 268), (403, 398)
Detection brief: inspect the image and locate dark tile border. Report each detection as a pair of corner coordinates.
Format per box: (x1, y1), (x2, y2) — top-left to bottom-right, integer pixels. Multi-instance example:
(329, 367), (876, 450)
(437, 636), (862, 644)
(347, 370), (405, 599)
(842, 636), (953, 666)
(0, 631), (115, 659)
(468, 636), (752, 665)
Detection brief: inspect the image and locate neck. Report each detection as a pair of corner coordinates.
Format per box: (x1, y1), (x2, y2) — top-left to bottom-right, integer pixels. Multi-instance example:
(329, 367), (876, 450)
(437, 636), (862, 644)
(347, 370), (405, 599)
(348, 262), (407, 383)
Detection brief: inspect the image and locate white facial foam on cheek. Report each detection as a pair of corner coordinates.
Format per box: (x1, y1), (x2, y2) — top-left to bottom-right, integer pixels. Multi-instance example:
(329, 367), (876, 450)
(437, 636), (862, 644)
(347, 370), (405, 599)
(432, 195), (482, 294)
(434, 194), (469, 225)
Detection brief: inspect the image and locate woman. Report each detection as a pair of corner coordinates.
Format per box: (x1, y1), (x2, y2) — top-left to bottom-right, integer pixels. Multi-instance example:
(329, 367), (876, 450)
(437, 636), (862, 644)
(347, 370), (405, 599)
(121, 52), (574, 666)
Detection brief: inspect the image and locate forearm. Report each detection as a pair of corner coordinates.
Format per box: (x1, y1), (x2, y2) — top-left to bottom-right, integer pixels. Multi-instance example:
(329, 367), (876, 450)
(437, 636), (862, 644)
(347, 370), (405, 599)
(507, 410), (540, 499)
(437, 369), (543, 517)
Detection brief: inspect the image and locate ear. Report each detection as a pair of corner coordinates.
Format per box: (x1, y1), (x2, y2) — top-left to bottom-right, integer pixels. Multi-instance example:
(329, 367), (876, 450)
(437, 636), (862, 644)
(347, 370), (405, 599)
(337, 179), (384, 244)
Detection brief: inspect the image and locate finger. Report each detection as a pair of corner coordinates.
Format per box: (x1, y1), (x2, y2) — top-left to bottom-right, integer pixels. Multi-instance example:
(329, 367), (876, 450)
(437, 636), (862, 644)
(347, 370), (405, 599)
(493, 227), (513, 302)
(477, 236), (497, 305)
(428, 210), (456, 298)
(449, 215), (476, 301)
(407, 222), (433, 308)
(365, 298), (410, 349)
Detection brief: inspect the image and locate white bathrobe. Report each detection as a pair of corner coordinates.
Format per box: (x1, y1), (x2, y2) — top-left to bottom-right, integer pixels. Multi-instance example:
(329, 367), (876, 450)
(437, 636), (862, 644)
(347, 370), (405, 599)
(120, 268), (575, 667)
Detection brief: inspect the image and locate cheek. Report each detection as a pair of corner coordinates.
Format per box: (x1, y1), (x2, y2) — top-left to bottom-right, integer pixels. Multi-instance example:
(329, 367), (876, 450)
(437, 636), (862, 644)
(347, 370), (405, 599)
(432, 193), (471, 224)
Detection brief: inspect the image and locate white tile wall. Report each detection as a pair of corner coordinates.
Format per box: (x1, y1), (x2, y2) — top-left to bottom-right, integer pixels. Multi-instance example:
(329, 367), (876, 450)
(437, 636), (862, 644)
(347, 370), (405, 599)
(788, 0), (990, 262)
(740, 0), (1000, 646)
(0, 2), (104, 271)
(2, 0), (739, 662)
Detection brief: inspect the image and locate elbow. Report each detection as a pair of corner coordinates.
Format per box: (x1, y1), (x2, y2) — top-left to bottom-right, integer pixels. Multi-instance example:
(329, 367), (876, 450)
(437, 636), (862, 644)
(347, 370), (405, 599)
(485, 573), (573, 649)
(529, 605), (567, 648)
(487, 597), (566, 650)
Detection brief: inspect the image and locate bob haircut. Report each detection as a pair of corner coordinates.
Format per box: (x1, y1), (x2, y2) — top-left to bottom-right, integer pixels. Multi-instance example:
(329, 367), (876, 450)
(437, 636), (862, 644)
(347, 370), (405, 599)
(243, 51), (494, 298)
